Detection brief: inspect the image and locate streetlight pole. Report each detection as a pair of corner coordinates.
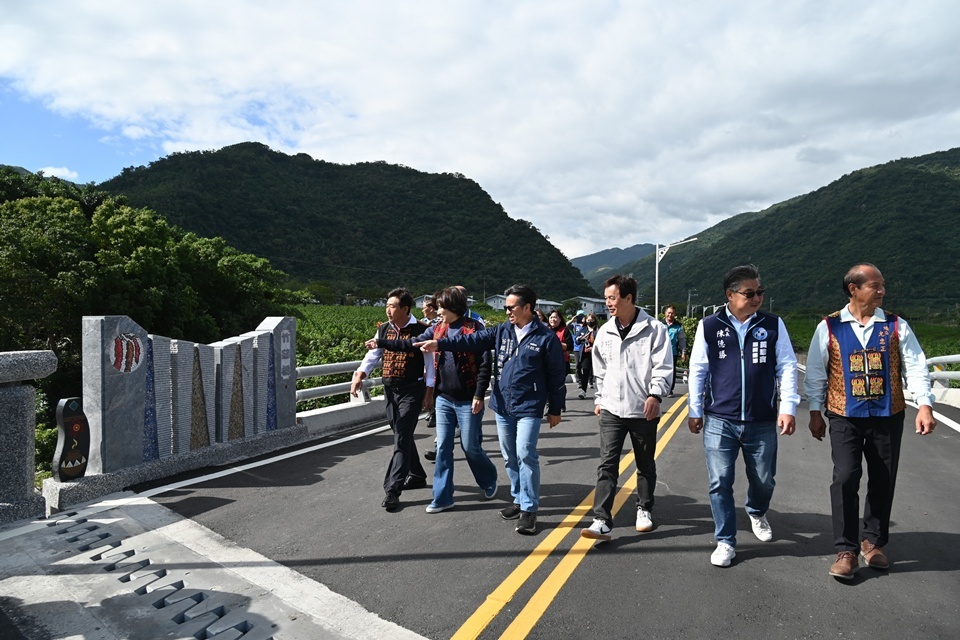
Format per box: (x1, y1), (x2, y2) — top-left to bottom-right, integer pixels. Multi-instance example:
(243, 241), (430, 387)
(655, 237), (698, 319)
(686, 288), (697, 317)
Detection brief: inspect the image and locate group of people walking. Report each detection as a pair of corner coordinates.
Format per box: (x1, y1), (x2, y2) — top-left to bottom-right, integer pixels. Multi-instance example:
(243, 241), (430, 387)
(351, 262), (937, 580)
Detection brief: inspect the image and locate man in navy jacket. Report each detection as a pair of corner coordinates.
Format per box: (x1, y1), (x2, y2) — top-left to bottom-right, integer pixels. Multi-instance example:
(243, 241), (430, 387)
(687, 265), (800, 568)
(417, 284), (567, 535)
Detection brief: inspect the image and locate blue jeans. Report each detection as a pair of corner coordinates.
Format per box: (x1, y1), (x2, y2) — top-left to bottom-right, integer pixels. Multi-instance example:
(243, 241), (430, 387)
(432, 395), (498, 507)
(702, 414), (778, 547)
(494, 413), (543, 512)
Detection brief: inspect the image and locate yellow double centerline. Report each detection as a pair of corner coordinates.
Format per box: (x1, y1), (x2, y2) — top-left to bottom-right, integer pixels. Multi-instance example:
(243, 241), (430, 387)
(452, 399), (690, 640)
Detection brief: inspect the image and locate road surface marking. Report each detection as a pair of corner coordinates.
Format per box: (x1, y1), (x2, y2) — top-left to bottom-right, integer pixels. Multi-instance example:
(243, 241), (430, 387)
(452, 399), (687, 640)
(499, 404), (689, 639)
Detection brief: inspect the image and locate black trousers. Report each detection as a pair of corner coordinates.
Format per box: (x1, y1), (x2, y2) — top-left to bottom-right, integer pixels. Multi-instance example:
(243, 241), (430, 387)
(669, 354), (679, 394)
(827, 410), (904, 552)
(382, 381), (427, 493)
(592, 409), (659, 524)
(578, 350), (594, 392)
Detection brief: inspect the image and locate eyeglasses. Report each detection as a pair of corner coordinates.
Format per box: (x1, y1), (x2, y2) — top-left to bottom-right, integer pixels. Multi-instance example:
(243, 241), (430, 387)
(504, 303), (525, 312)
(730, 287), (766, 299)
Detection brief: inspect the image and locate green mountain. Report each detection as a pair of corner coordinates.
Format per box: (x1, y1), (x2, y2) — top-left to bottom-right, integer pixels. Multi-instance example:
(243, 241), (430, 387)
(99, 143), (595, 302)
(571, 243), (655, 282)
(0, 164), (34, 177)
(588, 148), (960, 318)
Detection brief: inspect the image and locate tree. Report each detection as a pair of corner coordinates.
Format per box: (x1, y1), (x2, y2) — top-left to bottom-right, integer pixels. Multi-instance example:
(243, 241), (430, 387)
(1, 169), (297, 435)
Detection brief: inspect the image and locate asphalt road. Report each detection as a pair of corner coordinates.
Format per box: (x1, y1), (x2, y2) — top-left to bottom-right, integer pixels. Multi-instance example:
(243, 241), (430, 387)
(146, 382), (960, 640)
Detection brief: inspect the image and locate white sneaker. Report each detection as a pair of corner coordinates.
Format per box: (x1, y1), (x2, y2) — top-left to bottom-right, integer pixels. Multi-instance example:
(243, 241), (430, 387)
(580, 518), (612, 541)
(749, 514), (773, 542)
(425, 502), (454, 514)
(711, 542), (736, 567)
(635, 507), (654, 532)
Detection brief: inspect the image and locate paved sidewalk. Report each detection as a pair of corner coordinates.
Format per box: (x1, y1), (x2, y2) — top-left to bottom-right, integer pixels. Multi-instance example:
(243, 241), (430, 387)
(0, 493), (426, 640)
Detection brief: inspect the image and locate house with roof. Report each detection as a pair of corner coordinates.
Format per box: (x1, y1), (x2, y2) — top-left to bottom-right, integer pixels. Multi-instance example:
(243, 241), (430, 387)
(484, 294), (507, 310)
(571, 296), (608, 319)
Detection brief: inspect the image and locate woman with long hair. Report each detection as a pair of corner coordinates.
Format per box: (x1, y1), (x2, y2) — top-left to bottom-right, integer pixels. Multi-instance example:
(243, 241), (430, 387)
(577, 313), (600, 398)
(548, 310), (575, 373)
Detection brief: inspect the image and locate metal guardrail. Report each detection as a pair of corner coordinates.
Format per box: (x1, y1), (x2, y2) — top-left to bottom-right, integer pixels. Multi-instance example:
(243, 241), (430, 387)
(295, 360), (382, 403)
(928, 354), (960, 383)
(294, 352), (960, 401)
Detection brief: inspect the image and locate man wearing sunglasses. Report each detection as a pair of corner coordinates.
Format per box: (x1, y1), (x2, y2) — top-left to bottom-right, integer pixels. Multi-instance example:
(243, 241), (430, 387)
(415, 284), (567, 536)
(687, 265), (800, 568)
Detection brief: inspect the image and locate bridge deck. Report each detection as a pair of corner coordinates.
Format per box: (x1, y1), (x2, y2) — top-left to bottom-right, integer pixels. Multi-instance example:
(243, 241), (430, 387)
(3, 382), (959, 639)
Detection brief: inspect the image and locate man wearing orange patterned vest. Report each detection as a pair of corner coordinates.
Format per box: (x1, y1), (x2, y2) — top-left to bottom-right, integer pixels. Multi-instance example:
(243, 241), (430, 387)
(805, 263), (936, 580)
(352, 288), (436, 511)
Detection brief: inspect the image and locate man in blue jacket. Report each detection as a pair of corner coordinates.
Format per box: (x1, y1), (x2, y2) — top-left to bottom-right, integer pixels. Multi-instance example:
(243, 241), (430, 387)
(687, 265), (800, 568)
(417, 284), (567, 535)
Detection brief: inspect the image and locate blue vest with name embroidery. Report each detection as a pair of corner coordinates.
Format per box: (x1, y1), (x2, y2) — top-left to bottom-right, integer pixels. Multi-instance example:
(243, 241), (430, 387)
(701, 310), (780, 422)
(825, 313), (903, 418)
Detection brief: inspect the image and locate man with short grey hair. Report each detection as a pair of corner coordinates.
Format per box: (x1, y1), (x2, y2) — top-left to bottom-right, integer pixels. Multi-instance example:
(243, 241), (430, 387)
(805, 262), (936, 580)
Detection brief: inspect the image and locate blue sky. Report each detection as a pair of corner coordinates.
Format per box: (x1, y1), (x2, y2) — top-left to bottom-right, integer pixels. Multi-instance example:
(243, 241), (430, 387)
(1, 87), (161, 182)
(3, 1), (960, 258)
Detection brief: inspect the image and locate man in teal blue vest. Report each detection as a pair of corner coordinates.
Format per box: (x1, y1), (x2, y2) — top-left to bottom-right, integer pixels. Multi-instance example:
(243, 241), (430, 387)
(688, 265), (800, 568)
(805, 263), (936, 580)
(663, 305), (687, 396)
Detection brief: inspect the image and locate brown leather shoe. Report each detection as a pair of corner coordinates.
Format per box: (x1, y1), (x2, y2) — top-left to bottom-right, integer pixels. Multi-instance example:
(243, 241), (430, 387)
(829, 551), (859, 580)
(861, 540), (889, 570)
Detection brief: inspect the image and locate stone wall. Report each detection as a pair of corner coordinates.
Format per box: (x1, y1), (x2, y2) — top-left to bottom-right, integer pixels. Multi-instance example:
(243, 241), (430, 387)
(41, 316), (298, 514)
(0, 351), (57, 525)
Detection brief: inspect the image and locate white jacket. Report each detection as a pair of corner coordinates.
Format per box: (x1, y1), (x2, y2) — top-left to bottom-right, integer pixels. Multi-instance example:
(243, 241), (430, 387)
(592, 307), (674, 419)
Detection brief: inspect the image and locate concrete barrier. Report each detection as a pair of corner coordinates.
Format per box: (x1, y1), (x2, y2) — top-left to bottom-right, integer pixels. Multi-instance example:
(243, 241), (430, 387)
(0, 351), (57, 525)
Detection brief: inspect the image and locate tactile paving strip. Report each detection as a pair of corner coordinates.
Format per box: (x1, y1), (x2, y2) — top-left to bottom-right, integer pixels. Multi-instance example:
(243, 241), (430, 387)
(1, 503), (358, 640)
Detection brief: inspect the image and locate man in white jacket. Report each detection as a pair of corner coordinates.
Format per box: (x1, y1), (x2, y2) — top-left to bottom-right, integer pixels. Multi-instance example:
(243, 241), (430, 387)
(581, 275), (674, 541)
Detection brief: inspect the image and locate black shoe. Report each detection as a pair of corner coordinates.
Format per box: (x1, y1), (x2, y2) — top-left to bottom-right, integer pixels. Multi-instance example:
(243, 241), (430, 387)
(381, 491), (400, 510)
(403, 475), (427, 490)
(516, 511), (537, 535)
(424, 449), (437, 462)
(500, 503), (522, 520)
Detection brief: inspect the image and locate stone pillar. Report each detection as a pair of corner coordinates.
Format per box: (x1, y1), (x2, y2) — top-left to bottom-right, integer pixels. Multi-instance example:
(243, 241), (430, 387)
(82, 316), (149, 473)
(255, 317), (297, 430)
(239, 330), (273, 435)
(0, 350), (57, 525)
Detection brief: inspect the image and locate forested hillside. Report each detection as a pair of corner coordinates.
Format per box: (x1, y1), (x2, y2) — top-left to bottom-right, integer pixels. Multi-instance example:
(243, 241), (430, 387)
(571, 243), (655, 281)
(589, 148), (960, 318)
(0, 168), (296, 458)
(100, 143), (596, 301)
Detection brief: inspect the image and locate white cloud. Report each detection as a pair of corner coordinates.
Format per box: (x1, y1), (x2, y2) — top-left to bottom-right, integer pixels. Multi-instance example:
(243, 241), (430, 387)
(38, 166), (79, 181)
(2, 1), (960, 257)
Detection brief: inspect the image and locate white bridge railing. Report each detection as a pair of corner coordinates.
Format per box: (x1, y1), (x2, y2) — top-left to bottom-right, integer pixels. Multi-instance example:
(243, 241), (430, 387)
(928, 355), (960, 383)
(296, 354), (960, 399)
(296, 361), (381, 403)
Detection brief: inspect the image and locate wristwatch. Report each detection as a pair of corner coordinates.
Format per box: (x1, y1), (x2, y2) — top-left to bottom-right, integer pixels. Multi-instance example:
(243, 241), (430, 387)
(650, 394), (662, 403)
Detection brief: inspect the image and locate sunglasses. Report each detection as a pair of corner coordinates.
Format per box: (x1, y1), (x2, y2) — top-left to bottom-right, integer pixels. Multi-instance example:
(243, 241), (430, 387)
(730, 287), (766, 299)
(505, 303), (525, 312)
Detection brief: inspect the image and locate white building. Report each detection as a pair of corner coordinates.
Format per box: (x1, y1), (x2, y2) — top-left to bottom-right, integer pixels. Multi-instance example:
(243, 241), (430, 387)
(537, 299), (562, 314)
(571, 296), (607, 318)
(485, 294), (507, 310)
